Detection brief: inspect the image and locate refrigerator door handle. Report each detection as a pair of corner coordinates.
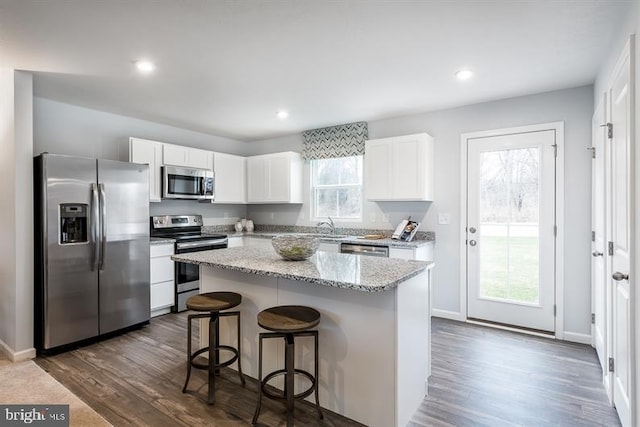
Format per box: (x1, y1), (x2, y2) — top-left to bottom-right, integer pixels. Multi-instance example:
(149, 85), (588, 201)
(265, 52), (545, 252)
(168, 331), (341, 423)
(91, 183), (100, 271)
(98, 183), (107, 271)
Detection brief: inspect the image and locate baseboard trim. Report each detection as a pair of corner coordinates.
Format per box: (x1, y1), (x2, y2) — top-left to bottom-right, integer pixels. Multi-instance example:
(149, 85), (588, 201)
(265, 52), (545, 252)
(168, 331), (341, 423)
(432, 309), (465, 321)
(562, 331), (592, 345)
(0, 339), (36, 362)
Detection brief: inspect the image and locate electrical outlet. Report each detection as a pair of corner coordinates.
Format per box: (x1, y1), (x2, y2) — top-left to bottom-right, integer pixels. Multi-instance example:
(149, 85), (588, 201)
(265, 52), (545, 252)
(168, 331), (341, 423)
(270, 212), (275, 220)
(438, 213), (451, 225)
(370, 213), (376, 222)
(382, 214), (389, 223)
(223, 212), (229, 219)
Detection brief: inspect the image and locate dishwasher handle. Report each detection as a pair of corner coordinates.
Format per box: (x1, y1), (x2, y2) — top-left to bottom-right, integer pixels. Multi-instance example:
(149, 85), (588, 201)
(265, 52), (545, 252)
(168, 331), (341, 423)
(340, 243), (389, 257)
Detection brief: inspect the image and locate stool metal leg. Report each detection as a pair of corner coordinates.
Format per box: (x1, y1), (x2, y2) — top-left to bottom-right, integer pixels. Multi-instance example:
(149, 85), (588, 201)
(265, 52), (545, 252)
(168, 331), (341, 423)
(313, 331), (323, 419)
(252, 334), (264, 425)
(208, 312), (219, 405)
(285, 333), (295, 427)
(182, 314), (194, 393)
(236, 312), (246, 385)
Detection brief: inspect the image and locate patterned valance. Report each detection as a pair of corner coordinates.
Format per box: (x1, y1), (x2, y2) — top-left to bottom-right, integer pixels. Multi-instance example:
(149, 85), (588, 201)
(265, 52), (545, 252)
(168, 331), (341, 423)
(302, 121), (368, 160)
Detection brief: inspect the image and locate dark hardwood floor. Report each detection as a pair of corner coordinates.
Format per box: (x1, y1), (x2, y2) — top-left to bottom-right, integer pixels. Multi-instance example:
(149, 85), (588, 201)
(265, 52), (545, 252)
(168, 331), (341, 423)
(35, 314), (620, 426)
(410, 319), (621, 427)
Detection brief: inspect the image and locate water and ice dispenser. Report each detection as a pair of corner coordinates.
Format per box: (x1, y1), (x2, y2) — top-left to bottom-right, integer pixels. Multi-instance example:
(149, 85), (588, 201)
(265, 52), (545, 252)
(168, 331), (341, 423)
(59, 204), (88, 244)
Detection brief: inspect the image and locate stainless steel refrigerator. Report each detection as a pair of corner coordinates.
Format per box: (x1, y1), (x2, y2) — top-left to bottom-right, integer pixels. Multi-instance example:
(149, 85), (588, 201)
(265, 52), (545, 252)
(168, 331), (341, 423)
(34, 153), (150, 351)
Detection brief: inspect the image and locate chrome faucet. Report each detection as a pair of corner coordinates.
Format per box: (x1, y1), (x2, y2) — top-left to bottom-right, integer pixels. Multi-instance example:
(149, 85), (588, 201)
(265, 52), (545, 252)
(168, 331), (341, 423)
(317, 216), (335, 234)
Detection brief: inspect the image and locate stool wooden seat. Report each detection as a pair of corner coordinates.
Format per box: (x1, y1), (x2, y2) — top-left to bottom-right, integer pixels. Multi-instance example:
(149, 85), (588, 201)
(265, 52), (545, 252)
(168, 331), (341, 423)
(258, 305), (320, 332)
(252, 305), (323, 426)
(187, 291), (242, 311)
(182, 291), (245, 405)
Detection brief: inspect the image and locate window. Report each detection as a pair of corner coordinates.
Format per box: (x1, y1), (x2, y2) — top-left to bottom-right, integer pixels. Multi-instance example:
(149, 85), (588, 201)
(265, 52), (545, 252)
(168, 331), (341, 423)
(311, 156), (363, 220)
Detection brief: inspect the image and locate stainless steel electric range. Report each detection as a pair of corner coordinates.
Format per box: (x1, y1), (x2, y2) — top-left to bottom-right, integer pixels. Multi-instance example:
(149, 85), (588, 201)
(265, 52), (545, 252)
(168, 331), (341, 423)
(150, 215), (227, 312)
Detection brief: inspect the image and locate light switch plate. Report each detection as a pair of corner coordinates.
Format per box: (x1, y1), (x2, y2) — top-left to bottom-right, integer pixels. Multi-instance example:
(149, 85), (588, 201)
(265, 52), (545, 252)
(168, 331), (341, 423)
(382, 214), (389, 223)
(438, 213), (451, 225)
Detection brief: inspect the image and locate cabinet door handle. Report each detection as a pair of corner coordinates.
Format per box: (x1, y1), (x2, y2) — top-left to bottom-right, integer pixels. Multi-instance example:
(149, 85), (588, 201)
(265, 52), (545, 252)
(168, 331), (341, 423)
(592, 251), (603, 257)
(469, 240), (477, 247)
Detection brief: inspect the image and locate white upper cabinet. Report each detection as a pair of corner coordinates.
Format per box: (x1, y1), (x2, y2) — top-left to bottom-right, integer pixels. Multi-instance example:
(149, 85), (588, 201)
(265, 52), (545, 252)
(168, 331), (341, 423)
(163, 144), (213, 170)
(129, 137), (163, 202)
(364, 133), (434, 201)
(213, 152), (246, 204)
(247, 152), (303, 203)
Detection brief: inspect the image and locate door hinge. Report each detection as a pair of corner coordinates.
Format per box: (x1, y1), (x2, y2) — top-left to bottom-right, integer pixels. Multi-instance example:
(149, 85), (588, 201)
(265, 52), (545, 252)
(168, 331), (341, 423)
(608, 241), (614, 256)
(601, 123), (613, 139)
(592, 231), (596, 242)
(554, 305), (557, 316)
(609, 357), (615, 372)
(591, 313), (595, 324)
(552, 144), (558, 158)
(588, 146), (596, 159)
(553, 225), (557, 237)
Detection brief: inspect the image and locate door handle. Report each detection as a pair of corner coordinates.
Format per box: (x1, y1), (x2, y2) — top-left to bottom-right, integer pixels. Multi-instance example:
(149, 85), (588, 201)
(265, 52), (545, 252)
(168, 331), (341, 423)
(469, 227), (477, 234)
(612, 272), (629, 281)
(469, 240), (477, 247)
(91, 183), (100, 271)
(592, 251), (603, 257)
(98, 183), (106, 271)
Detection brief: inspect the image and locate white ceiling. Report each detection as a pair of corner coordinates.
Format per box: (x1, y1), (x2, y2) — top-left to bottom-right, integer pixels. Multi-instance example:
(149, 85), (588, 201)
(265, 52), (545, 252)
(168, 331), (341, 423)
(2, 0), (631, 141)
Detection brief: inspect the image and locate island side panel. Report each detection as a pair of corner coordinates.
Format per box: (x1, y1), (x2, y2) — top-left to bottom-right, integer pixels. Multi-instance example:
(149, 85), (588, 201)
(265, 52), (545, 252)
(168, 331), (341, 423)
(277, 278), (397, 427)
(396, 269), (432, 427)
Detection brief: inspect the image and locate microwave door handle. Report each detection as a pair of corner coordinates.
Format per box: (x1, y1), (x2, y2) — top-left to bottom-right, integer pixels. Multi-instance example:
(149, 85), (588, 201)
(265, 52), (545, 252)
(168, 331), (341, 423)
(200, 176), (205, 196)
(90, 183), (100, 271)
(98, 183), (106, 270)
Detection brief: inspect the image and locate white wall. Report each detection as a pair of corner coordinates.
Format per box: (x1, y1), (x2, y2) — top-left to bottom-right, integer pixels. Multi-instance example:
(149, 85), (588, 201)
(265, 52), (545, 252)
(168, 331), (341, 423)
(34, 97), (249, 225)
(246, 85), (594, 337)
(0, 69), (35, 360)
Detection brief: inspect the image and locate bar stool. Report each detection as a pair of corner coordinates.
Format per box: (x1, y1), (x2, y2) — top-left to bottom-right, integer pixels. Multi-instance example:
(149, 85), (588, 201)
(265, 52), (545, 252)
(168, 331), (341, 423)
(182, 291), (245, 405)
(252, 305), (323, 426)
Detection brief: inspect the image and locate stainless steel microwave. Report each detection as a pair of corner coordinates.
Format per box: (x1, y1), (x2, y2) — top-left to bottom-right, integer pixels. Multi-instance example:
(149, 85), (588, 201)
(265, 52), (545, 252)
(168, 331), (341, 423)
(162, 166), (214, 200)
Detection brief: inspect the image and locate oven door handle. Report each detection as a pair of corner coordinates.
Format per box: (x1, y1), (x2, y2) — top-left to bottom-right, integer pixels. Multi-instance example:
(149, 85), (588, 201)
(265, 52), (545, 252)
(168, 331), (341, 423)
(176, 238), (228, 250)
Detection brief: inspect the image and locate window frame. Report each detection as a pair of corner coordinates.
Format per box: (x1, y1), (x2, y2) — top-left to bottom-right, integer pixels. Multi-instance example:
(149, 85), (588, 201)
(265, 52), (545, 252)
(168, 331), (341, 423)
(310, 156), (364, 222)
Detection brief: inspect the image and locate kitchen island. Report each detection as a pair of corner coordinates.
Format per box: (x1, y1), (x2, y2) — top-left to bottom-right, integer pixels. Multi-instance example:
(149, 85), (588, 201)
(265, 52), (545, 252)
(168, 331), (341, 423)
(172, 247), (433, 427)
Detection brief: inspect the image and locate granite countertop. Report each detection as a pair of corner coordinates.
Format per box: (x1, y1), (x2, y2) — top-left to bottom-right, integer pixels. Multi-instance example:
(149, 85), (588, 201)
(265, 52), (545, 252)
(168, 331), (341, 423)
(172, 247), (433, 292)
(223, 232), (434, 248)
(150, 237), (176, 245)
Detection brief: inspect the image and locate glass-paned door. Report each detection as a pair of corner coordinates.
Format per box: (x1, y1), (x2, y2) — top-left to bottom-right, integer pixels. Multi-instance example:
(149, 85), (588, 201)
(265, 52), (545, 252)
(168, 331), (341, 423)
(467, 130), (556, 332)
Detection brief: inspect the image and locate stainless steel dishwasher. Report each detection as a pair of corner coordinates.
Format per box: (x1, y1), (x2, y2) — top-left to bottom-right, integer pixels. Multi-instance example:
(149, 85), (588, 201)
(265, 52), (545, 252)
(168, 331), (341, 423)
(340, 242), (389, 257)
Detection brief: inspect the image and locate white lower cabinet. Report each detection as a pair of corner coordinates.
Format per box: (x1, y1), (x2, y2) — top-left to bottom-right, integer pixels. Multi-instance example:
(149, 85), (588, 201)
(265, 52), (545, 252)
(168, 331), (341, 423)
(150, 243), (175, 317)
(389, 243), (434, 261)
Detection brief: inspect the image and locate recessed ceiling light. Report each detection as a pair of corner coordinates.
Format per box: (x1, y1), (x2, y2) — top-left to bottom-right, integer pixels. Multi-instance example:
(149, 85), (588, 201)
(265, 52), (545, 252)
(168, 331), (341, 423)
(455, 69), (474, 81)
(276, 110), (289, 119)
(135, 60), (156, 74)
